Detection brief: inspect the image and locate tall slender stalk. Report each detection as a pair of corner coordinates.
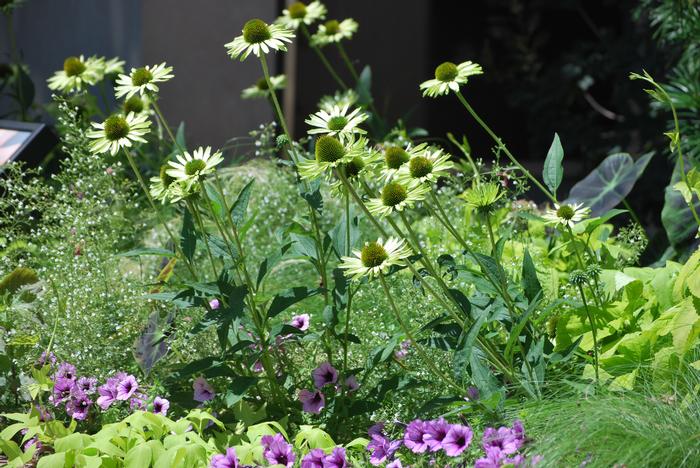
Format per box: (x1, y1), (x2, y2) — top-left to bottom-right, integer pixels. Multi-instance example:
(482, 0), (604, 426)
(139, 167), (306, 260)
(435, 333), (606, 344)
(336, 42), (359, 81)
(152, 101), (183, 153)
(578, 283), (599, 383)
(300, 24), (348, 90)
(186, 198), (220, 278)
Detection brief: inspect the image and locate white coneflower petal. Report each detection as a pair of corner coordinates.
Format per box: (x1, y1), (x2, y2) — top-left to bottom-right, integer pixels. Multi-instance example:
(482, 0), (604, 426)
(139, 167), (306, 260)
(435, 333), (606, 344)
(114, 62), (174, 99)
(305, 104), (367, 142)
(543, 202), (590, 228)
(47, 55), (103, 93)
(225, 19), (295, 61)
(366, 181), (430, 218)
(395, 146), (454, 185)
(241, 74), (286, 99)
(310, 18), (358, 46)
(297, 135), (369, 180)
(318, 89), (359, 113)
(166, 146), (224, 191)
(87, 112), (151, 156)
(419, 60), (483, 98)
(340, 237), (412, 280)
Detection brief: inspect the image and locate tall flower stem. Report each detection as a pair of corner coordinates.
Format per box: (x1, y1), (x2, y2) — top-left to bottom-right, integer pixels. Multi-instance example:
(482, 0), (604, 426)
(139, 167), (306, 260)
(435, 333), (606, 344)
(454, 91), (557, 204)
(185, 198), (220, 279)
(151, 100), (183, 153)
(260, 56), (291, 139)
(483, 212), (497, 254)
(121, 148), (198, 279)
(565, 225), (603, 309)
(301, 24), (348, 90)
(577, 283), (599, 383)
(336, 42), (359, 81)
(379, 273), (464, 394)
(342, 186), (353, 374)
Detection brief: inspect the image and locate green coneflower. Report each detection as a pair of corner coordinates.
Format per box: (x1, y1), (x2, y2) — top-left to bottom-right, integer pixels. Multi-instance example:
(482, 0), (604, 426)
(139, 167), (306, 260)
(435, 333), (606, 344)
(276, 1), (326, 30)
(310, 18), (358, 46)
(318, 89), (359, 113)
(366, 180), (430, 217)
(149, 164), (179, 203)
(543, 202), (590, 229)
(297, 135), (368, 180)
(87, 112), (151, 156)
(395, 146), (453, 185)
(47, 55), (103, 93)
(225, 18), (295, 61)
(114, 63), (174, 99)
(241, 74), (286, 99)
(122, 95), (149, 115)
(166, 146), (224, 190)
(461, 182), (504, 214)
(305, 104), (367, 142)
(381, 143), (428, 181)
(340, 237), (412, 280)
(420, 60), (483, 98)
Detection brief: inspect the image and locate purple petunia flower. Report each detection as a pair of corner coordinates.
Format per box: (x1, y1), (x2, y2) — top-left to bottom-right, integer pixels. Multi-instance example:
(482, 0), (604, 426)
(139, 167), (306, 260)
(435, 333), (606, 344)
(66, 389), (91, 420)
(344, 375), (359, 392)
(312, 362), (338, 389)
(301, 448), (326, 468)
(424, 418), (451, 452)
(482, 426), (522, 455)
(193, 376), (215, 402)
(209, 298), (221, 310)
(76, 376), (97, 395)
(96, 381), (118, 410)
(55, 362), (77, 381)
(474, 445), (504, 468)
(367, 434), (401, 466)
(404, 419), (429, 453)
(466, 386), (480, 401)
(152, 396), (170, 416)
(386, 461), (403, 468)
(51, 377), (75, 406)
(368, 422), (385, 437)
(299, 389), (325, 414)
(37, 351), (57, 367)
(262, 433), (295, 467)
(116, 375), (138, 401)
(323, 447), (348, 468)
(442, 424), (473, 457)
(210, 447), (239, 468)
(130, 393), (147, 411)
(290, 313), (310, 331)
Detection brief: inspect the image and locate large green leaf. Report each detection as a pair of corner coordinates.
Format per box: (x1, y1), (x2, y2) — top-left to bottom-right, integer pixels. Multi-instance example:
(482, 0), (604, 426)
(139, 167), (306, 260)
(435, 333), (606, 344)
(521, 249), (542, 304)
(543, 133), (564, 197)
(231, 179), (255, 227)
(180, 210), (196, 262)
(567, 152), (652, 217)
(267, 287), (323, 318)
(662, 155), (700, 246)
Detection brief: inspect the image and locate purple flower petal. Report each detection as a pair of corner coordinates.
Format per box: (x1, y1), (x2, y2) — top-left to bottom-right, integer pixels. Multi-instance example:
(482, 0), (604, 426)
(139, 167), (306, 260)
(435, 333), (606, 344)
(312, 362), (339, 389)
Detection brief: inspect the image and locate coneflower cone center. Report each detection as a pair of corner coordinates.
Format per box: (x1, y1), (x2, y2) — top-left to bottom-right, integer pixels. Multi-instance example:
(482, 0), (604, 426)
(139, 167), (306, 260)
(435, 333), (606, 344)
(557, 204), (575, 220)
(104, 115), (130, 141)
(256, 78), (269, 90)
(361, 242), (388, 268)
(315, 135), (345, 163)
(381, 182), (407, 207)
(385, 146), (410, 169)
(327, 115), (348, 131)
(324, 20), (340, 34)
(344, 156), (365, 178)
(160, 165), (174, 187)
(123, 96), (144, 114)
(131, 67), (153, 86)
(63, 56), (86, 77)
(288, 2), (307, 19)
(185, 159), (207, 176)
(435, 62), (458, 82)
(409, 156), (433, 178)
(243, 19), (272, 43)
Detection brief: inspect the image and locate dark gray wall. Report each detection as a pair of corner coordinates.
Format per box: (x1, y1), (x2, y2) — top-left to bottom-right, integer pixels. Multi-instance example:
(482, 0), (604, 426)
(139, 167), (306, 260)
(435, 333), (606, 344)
(1, 0), (278, 148)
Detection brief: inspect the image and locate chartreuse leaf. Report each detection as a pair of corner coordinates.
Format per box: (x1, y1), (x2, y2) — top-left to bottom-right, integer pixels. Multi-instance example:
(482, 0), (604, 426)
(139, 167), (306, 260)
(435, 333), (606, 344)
(522, 249), (542, 303)
(125, 443), (152, 468)
(37, 452), (66, 468)
(231, 179), (255, 227)
(543, 133), (564, 196)
(294, 425), (336, 451)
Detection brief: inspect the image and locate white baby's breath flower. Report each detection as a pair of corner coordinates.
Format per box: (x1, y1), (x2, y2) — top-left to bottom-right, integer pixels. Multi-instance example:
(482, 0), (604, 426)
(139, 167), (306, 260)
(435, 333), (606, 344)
(543, 202), (590, 228)
(340, 237), (412, 280)
(47, 55), (103, 93)
(310, 18), (358, 46)
(366, 181), (430, 217)
(395, 146), (454, 185)
(276, 1), (326, 30)
(420, 61), (483, 98)
(167, 146), (224, 190)
(242, 75), (286, 99)
(297, 135), (369, 180)
(226, 18), (295, 61)
(87, 112), (151, 156)
(305, 104), (367, 142)
(115, 63), (174, 99)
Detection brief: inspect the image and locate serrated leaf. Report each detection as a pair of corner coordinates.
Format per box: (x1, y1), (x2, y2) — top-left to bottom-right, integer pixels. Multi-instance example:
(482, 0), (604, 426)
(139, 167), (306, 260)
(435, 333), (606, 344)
(231, 180), (255, 227)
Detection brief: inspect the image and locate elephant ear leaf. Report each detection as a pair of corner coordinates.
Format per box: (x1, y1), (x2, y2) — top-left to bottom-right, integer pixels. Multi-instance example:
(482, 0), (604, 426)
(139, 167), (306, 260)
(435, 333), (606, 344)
(662, 155), (700, 246)
(566, 152), (652, 217)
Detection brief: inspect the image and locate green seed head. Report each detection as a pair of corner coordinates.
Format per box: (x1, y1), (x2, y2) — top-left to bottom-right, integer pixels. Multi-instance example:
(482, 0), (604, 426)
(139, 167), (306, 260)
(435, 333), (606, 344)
(243, 19), (272, 43)
(409, 156), (433, 178)
(384, 146), (410, 169)
(63, 56), (86, 77)
(123, 96), (144, 114)
(185, 159), (207, 176)
(131, 67), (153, 86)
(381, 182), (407, 207)
(288, 2), (307, 19)
(160, 164), (174, 187)
(324, 19), (340, 35)
(344, 156), (366, 178)
(103, 115), (130, 141)
(557, 204), (575, 220)
(546, 316), (558, 338)
(0, 267), (39, 295)
(315, 135), (345, 163)
(569, 269), (588, 286)
(361, 241), (388, 268)
(327, 115), (348, 131)
(586, 263), (601, 279)
(435, 62), (458, 82)
(256, 78), (269, 90)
